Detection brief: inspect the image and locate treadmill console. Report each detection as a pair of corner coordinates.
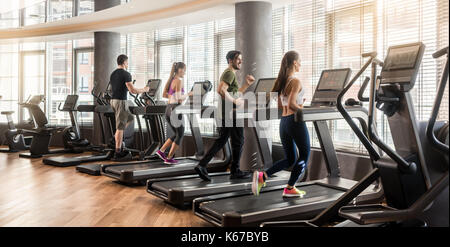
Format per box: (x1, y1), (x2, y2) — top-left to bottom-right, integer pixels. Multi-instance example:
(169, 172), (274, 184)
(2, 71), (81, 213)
(27, 95), (46, 105)
(253, 78), (276, 107)
(380, 42), (425, 92)
(310, 68), (351, 107)
(147, 79), (162, 97)
(186, 80), (212, 106)
(61, 95), (79, 111)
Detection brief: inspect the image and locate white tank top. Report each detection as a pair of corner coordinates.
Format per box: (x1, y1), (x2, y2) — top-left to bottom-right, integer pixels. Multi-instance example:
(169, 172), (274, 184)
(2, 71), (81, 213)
(280, 77), (304, 106)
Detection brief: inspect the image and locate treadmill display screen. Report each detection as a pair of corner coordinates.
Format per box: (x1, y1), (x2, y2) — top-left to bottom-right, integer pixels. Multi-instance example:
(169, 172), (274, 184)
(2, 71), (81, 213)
(147, 79), (160, 90)
(317, 69), (350, 91)
(191, 83), (205, 96)
(147, 79), (161, 97)
(383, 44), (421, 71)
(254, 78), (276, 105)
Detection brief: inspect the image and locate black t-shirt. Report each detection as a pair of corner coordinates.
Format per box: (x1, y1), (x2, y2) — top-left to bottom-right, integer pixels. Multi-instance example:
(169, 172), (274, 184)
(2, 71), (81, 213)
(110, 68), (132, 100)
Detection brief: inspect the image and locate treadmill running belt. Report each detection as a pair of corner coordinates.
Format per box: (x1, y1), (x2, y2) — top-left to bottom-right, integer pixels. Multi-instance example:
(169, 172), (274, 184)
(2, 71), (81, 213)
(199, 184), (344, 220)
(43, 154), (109, 166)
(104, 159), (196, 175)
(151, 171), (290, 195)
(151, 175), (252, 194)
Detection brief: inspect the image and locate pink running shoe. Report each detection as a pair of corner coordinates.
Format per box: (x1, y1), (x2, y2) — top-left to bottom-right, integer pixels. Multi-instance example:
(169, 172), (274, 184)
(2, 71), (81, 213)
(282, 187), (306, 198)
(252, 171), (266, 196)
(156, 150), (166, 160)
(164, 158), (178, 165)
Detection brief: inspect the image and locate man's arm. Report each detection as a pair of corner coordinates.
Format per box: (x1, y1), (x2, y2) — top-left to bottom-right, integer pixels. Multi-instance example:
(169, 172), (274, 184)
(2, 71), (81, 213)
(126, 82), (149, 94)
(238, 75), (256, 93)
(219, 81), (240, 104)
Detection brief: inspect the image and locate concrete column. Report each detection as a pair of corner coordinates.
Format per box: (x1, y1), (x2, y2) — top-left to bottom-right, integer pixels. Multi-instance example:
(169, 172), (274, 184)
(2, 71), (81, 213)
(93, 0), (121, 144)
(235, 1), (273, 171)
(235, 1), (272, 88)
(94, 0), (121, 12)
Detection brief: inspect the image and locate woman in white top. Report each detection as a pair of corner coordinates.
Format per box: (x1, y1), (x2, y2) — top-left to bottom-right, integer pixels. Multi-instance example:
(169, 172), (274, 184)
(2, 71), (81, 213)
(252, 50), (311, 197)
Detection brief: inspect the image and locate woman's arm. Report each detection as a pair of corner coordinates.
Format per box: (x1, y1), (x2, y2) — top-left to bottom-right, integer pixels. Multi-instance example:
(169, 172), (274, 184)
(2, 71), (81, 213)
(287, 78), (302, 112)
(277, 95), (282, 109)
(171, 79), (190, 102)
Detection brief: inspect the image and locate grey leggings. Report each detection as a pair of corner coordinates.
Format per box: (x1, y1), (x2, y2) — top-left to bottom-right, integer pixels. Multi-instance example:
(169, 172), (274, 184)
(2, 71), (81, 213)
(165, 103), (185, 145)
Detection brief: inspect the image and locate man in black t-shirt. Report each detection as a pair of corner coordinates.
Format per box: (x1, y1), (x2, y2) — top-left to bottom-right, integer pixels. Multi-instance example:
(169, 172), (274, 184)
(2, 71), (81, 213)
(110, 54), (149, 160)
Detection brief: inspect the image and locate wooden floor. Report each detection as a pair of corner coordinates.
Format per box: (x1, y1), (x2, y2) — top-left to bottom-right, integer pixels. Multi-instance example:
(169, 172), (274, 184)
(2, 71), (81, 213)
(0, 148), (212, 227)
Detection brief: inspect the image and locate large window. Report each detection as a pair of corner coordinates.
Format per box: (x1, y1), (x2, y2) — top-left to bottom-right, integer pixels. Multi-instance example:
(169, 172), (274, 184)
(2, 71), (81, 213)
(78, 0), (94, 16)
(23, 1), (46, 26)
(0, 44), (20, 123)
(48, 0), (73, 21)
(47, 41), (72, 125)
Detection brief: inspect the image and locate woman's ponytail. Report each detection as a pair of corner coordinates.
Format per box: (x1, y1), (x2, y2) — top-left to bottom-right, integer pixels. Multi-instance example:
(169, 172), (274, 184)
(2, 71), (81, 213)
(163, 62), (178, 98)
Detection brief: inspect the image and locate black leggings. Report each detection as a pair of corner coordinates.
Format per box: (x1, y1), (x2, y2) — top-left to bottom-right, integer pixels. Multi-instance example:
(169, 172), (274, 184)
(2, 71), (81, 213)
(198, 125), (244, 173)
(266, 114), (310, 186)
(165, 104), (185, 145)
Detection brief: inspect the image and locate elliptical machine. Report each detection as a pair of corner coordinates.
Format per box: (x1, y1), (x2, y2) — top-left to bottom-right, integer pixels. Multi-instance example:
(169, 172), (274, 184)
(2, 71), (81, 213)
(0, 95), (44, 152)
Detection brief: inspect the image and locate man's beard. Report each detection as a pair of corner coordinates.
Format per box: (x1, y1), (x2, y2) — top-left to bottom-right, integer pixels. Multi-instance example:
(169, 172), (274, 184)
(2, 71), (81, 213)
(232, 63), (240, 70)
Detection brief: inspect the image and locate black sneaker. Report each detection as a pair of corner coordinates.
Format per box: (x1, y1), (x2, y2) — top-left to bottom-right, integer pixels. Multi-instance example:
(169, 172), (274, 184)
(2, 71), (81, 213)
(230, 170), (252, 179)
(112, 150), (132, 162)
(195, 165), (211, 181)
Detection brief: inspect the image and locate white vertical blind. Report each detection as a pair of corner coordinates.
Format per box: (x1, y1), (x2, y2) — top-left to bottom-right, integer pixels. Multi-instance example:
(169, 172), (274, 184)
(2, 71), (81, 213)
(436, 0), (448, 122)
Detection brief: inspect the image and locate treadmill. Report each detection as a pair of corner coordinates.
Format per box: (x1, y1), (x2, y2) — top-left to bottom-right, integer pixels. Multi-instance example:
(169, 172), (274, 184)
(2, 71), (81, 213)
(146, 78), (295, 208)
(100, 80), (232, 184)
(73, 79), (163, 175)
(193, 68), (384, 227)
(41, 81), (128, 167)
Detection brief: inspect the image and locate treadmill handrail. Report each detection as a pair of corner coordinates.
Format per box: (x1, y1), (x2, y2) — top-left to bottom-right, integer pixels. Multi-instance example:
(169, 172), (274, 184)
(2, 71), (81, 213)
(426, 47), (449, 154)
(336, 53), (381, 160)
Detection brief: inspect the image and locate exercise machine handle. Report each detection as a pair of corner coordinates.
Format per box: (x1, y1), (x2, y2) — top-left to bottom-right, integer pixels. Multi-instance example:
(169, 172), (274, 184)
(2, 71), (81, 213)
(432, 46), (448, 59)
(362, 51), (377, 58)
(337, 54), (380, 160)
(357, 77), (370, 102)
(426, 47), (449, 154)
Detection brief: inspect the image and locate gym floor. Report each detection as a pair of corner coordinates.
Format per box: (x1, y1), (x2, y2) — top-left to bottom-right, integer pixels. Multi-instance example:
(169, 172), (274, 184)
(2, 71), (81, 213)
(0, 149), (211, 227)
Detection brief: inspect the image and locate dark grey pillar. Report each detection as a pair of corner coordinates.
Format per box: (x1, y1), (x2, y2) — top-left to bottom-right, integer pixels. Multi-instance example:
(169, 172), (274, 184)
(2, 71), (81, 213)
(93, 0), (121, 145)
(95, 0), (121, 12)
(235, 1), (273, 171)
(235, 1), (272, 89)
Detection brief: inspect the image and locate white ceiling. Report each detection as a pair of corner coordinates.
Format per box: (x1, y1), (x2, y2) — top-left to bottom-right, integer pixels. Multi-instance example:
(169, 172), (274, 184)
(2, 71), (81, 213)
(0, 0), (291, 44)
